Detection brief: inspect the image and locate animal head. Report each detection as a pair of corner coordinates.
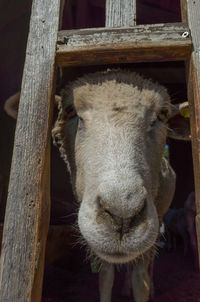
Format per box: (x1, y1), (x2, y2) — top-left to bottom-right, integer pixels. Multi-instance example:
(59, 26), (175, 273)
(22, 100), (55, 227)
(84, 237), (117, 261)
(52, 69), (175, 263)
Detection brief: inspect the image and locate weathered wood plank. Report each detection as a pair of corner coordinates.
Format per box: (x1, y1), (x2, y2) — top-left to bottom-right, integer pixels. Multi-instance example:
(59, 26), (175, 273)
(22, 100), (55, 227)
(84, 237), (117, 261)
(106, 0), (136, 27)
(183, 0), (200, 268)
(180, 0), (188, 23)
(0, 224), (2, 253)
(0, 224), (75, 268)
(59, 0), (65, 30)
(56, 23), (191, 67)
(0, 0), (60, 301)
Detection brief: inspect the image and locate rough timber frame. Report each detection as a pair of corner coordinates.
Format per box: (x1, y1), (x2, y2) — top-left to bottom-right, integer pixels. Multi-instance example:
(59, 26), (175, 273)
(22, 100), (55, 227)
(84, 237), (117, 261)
(0, 0), (61, 301)
(0, 0), (199, 301)
(182, 0), (200, 265)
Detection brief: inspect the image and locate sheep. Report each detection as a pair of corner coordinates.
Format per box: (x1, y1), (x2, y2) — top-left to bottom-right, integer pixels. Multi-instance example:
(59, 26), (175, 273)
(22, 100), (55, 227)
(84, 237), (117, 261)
(52, 69), (176, 302)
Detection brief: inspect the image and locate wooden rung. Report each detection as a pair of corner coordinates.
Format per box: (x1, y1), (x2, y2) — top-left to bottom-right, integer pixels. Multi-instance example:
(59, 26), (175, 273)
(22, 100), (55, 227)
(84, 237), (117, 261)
(56, 23), (192, 67)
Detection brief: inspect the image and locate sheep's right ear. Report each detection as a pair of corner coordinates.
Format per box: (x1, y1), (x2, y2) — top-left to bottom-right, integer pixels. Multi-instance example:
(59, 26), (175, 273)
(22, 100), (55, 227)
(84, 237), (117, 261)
(4, 92), (61, 120)
(4, 92), (20, 119)
(167, 102), (191, 141)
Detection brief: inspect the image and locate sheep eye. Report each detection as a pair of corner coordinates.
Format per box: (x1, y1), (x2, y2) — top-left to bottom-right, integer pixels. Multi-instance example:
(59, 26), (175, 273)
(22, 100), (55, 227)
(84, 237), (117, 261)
(158, 109), (169, 122)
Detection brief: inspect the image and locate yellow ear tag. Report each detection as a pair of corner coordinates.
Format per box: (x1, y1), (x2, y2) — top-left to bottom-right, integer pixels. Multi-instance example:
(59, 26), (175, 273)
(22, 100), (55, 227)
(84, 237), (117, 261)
(179, 101), (190, 118)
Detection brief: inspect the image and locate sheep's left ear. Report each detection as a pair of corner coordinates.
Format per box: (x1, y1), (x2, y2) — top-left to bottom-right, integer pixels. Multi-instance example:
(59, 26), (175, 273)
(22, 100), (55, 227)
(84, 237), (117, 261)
(4, 92), (20, 119)
(4, 92), (61, 120)
(167, 102), (191, 141)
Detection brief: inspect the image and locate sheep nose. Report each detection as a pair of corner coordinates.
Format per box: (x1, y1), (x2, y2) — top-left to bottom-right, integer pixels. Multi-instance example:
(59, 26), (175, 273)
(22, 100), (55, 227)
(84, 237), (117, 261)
(97, 198), (147, 239)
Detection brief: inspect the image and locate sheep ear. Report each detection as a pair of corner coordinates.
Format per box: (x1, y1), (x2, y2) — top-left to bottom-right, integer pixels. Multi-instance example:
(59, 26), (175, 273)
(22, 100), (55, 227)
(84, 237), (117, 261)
(167, 102), (191, 141)
(4, 92), (20, 119)
(4, 92), (61, 120)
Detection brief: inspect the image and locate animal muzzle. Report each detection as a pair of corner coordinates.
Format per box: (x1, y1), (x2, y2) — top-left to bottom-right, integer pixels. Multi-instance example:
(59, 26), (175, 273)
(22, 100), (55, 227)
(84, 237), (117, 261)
(78, 180), (158, 264)
(97, 203), (147, 240)
(96, 182), (148, 239)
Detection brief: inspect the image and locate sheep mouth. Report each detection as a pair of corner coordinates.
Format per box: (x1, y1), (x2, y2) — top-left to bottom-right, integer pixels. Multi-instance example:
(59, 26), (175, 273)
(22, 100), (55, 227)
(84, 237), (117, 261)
(92, 220), (158, 264)
(78, 198), (159, 264)
(94, 250), (139, 264)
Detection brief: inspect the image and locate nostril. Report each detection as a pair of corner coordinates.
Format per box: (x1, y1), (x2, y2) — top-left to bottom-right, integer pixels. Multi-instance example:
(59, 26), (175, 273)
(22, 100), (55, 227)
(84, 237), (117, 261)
(96, 195), (109, 212)
(129, 200), (147, 228)
(135, 199), (147, 216)
(103, 208), (122, 226)
(96, 195), (147, 232)
(97, 196), (123, 224)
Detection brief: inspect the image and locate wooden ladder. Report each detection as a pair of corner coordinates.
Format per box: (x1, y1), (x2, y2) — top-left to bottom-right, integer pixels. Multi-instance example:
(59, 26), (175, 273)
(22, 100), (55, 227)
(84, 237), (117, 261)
(0, 0), (199, 301)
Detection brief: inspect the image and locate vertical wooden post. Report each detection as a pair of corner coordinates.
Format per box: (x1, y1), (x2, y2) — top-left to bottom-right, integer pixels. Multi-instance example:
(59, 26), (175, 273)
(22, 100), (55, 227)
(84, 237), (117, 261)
(106, 0), (136, 27)
(59, 0), (65, 29)
(181, 0), (200, 268)
(180, 0), (188, 23)
(0, 0), (60, 301)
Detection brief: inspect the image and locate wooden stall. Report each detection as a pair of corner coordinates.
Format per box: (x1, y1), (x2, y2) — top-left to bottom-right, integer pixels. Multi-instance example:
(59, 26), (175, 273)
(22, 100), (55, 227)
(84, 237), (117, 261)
(0, 0), (200, 301)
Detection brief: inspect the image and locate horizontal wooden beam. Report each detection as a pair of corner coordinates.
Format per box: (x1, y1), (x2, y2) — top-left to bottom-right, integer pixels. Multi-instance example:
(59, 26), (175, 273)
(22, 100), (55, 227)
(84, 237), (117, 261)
(56, 23), (192, 67)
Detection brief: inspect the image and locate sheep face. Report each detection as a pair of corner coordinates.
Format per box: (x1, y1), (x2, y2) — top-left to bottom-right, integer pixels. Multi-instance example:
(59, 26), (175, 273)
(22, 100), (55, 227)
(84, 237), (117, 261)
(53, 70), (173, 264)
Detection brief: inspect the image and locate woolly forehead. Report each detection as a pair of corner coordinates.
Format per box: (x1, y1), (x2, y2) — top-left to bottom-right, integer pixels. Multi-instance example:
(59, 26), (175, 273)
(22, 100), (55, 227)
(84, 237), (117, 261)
(61, 73), (171, 115)
(72, 80), (171, 114)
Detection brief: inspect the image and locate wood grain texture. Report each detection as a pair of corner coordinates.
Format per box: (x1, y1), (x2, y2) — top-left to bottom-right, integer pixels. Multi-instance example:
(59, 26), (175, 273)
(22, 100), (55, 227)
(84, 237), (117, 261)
(0, 0), (60, 301)
(0, 224), (2, 253)
(59, 0), (65, 30)
(106, 0), (136, 27)
(180, 0), (188, 23)
(184, 0), (200, 268)
(0, 224), (75, 268)
(56, 23), (191, 67)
